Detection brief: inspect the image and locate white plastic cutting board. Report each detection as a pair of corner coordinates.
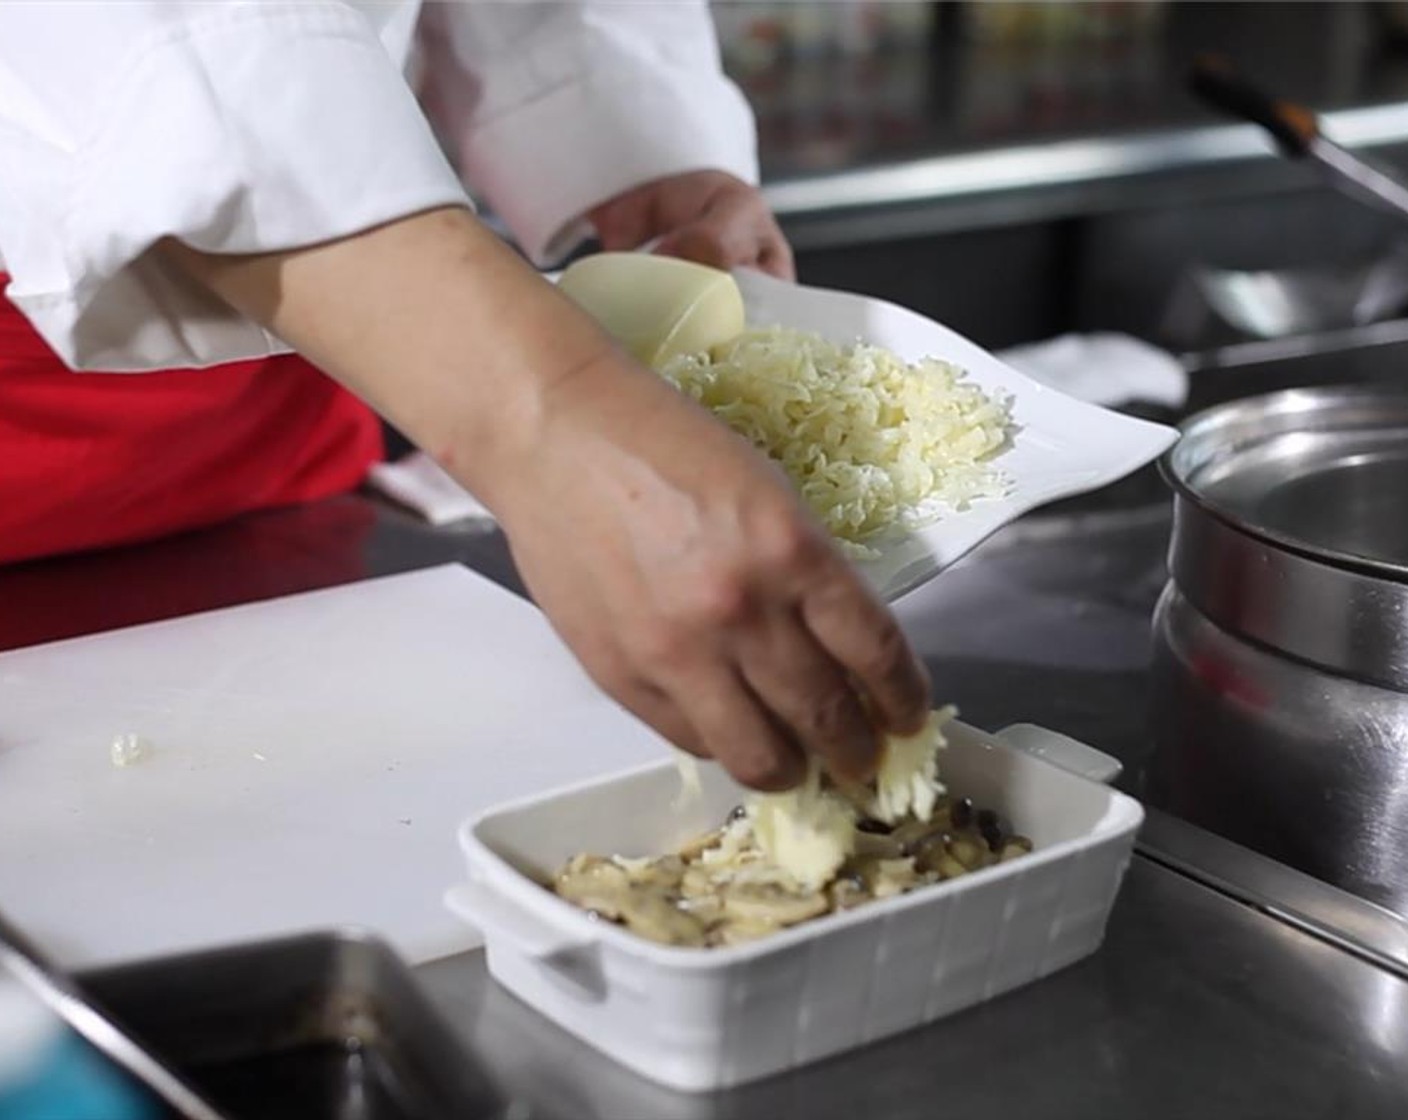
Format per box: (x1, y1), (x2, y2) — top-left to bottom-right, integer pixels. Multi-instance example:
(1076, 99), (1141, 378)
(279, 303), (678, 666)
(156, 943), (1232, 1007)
(0, 565), (665, 970)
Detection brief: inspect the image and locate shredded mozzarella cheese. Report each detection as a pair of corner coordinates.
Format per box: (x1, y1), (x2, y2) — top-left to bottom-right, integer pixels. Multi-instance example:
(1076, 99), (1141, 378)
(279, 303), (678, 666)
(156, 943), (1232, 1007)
(659, 329), (1012, 552)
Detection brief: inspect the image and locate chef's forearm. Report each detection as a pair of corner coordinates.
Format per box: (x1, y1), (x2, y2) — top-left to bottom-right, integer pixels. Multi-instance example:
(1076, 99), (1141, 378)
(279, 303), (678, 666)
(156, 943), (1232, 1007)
(158, 206), (625, 511)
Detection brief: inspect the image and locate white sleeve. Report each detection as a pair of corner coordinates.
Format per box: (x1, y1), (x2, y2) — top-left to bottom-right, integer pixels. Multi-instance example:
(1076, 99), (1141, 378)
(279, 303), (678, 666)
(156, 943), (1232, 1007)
(0, 1), (471, 372)
(417, 0), (759, 267)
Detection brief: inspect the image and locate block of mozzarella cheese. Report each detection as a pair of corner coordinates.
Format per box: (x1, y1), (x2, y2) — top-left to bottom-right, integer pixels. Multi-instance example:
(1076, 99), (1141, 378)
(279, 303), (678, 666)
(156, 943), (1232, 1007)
(556, 253), (746, 367)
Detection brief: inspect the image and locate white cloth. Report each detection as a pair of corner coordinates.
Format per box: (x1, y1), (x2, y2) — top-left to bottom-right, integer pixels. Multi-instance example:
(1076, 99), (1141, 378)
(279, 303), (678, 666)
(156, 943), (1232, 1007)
(368, 450), (495, 526)
(995, 332), (1188, 409)
(0, 1), (757, 372)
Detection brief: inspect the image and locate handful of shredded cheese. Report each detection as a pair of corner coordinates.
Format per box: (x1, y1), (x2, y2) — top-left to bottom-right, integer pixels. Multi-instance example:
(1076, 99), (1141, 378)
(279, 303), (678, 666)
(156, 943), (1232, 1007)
(674, 707), (956, 891)
(851, 712), (950, 826)
(659, 328), (1012, 553)
(748, 707), (955, 889)
(748, 770), (859, 893)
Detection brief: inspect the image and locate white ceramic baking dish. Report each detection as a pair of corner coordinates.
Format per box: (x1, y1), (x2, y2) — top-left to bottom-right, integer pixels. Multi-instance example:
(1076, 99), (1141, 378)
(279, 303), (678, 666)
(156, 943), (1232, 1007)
(446, 721), (1143, 1092)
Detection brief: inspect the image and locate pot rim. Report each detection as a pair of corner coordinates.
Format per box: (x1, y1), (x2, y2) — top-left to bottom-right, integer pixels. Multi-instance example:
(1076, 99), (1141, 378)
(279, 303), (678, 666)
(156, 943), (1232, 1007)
(1159, 383), (1408, 587)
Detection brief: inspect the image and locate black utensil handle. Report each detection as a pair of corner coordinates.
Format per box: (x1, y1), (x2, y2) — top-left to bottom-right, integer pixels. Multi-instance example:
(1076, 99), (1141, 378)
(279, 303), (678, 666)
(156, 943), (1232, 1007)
(1188, 54), (1318, 157)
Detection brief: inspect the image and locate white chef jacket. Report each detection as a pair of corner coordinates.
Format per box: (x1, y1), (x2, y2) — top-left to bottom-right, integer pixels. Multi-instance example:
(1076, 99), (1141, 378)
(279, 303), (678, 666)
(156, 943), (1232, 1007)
(0, 0), (757, 372)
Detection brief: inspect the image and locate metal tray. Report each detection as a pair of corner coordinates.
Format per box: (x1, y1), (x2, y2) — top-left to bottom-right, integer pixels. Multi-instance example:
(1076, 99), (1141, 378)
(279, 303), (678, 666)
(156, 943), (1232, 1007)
(77, 930), (512, 1120)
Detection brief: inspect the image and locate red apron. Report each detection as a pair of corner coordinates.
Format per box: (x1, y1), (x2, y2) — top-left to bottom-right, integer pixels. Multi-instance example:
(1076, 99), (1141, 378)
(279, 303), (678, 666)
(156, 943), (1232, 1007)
(0, 277), (383, 565)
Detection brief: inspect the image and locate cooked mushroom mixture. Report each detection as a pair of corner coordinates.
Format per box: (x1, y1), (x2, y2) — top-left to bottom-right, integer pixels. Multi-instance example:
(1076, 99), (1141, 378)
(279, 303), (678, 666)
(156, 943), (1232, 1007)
(551, 792), (1034, 949)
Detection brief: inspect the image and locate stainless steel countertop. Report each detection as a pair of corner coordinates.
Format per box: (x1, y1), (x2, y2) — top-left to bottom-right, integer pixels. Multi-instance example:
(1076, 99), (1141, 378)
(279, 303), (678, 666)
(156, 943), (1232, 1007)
(4, 488), (1406, 1115)
(418, 852), (1408, 1120)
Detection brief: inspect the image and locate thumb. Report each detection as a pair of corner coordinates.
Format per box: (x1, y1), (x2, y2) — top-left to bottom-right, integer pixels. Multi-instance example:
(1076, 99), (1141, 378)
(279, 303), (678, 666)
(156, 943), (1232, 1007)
(589, 197), (654, 253)
(653, 225), (733, 271)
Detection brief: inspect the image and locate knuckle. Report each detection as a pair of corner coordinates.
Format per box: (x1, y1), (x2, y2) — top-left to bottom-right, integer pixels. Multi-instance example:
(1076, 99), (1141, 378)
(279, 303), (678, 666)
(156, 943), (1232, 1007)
(795, 685), (864, 744)
(633, 570), (755, 668)
(727, 746), (800, 793)
(862, 620), (913, 684)
(686, 568), (753, 629)
(756, 514), (824, 574)
(635, 620), (695, 671)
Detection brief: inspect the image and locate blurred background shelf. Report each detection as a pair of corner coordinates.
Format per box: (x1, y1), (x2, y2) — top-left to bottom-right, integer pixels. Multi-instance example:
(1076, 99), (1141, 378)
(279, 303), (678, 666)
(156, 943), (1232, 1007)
(715, 2), (1408, 353)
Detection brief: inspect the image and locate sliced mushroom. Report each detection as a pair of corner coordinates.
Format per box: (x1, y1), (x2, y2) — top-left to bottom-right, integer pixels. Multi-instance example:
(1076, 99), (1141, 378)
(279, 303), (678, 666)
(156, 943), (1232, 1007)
(551, 782), (1035, 949)
(908, 831), (952, 874)
(696, 819), (755, 870)
(879, 859), (925, 899)
(828, 873), (871, 911)
(678, 892), (725, 924)
(848, 855), (921, 899)
(615, 854), (686, 892)
(720, 882), (829, 927)
(999, 836), (1034, 862)
(554, 855), (633, 920)
(903, 814), (969, 859)
(889, 818), (939, 852)
(617, 892), (708, 948)
(680, 865), (717, 900)
(853, 829), (905, 860)
(946, 835), (990, 871)
(678, 829), (724, 863)
(711, 919), (780, 947)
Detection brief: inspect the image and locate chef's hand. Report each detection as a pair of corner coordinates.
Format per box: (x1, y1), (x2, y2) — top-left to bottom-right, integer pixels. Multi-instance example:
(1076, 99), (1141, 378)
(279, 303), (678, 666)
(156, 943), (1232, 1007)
(588, 170), (795, 282)
(161, 208), (924, 790)
(493, 346), (929, 790)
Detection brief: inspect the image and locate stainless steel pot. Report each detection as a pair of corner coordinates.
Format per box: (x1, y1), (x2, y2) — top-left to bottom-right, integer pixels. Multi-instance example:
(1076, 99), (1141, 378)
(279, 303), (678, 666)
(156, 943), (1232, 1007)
(1147, 385), (1408, 916)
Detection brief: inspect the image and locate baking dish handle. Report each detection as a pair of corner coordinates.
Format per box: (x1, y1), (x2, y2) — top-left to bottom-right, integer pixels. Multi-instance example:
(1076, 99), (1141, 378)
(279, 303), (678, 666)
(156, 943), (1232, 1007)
(993, 724), (1123, 785)
(444, 880), (595, 960)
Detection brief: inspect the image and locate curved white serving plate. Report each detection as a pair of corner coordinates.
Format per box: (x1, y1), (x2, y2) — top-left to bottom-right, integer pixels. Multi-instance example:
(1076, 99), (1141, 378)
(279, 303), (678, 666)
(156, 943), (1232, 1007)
(728, 268), (1177, 601)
